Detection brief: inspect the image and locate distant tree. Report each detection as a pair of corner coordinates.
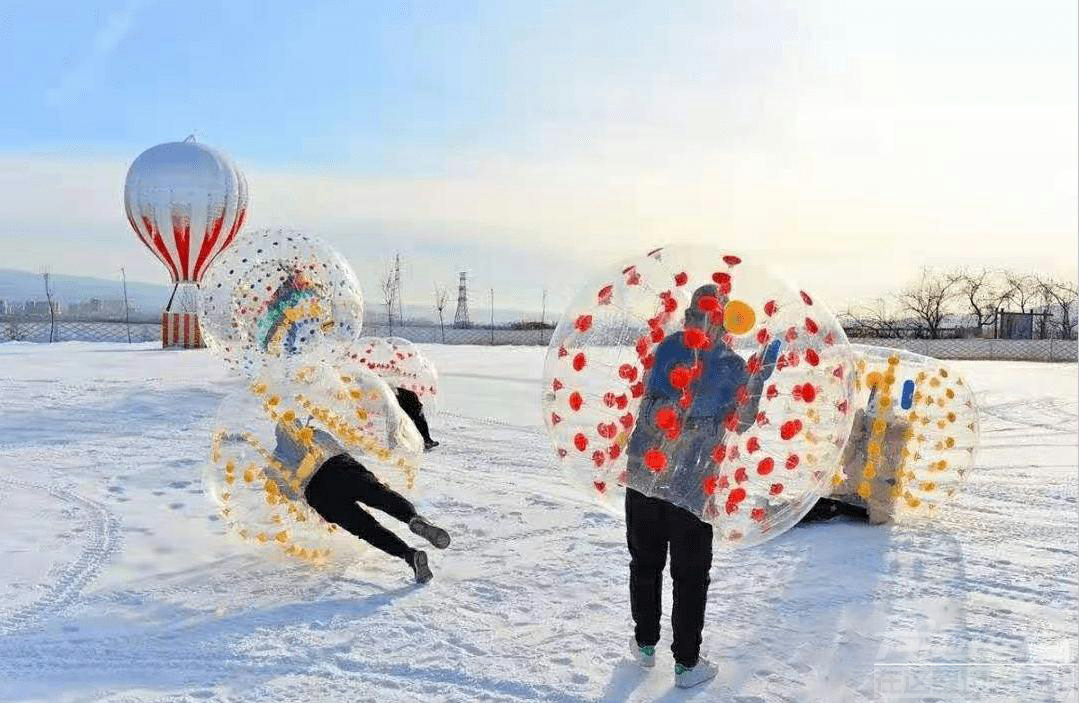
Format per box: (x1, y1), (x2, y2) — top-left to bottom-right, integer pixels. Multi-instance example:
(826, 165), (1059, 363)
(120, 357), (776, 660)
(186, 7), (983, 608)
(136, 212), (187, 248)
(434, 285), (449, 343)
(509, 320), (556, 331)
(379, 264), (397, 335)
(1032, 275), (1057, 338)
(898, 267), (960, 339)
(841, 297), (906, 338)
(1056, 281), (1078, 339)
(952, 268), (1005, 335)
(1003, 272), (1039, 313)
(5, 318), (25, 342)
(1035, 277), (1078, 339)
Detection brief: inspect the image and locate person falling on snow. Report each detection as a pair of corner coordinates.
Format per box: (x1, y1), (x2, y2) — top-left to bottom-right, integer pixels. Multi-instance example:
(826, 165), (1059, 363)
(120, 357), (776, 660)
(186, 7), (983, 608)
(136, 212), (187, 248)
(394, 387), (439, 451)
(624, 283), (780, 689)
(799, 384), (910, 525)
(251, 273), (449, 582)
(268, 415), (451, 583)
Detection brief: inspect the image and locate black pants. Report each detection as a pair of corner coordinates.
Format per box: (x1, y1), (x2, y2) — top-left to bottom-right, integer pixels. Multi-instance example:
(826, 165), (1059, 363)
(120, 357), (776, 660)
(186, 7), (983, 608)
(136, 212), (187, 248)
(626, 488), (713, 668)
(396, 388), (433, 443)
(304, 454), (417, 560)
(798, 497), (869, 524)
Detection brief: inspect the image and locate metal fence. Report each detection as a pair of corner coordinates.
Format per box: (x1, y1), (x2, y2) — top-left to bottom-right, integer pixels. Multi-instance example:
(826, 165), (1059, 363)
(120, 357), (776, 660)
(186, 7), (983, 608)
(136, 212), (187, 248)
(2, 319), (1076, 361)
(0, 319), (554, 346)
(0, 320), (161, 344)
(362, 324), (555, 346)
(848, 337), (1078, 362)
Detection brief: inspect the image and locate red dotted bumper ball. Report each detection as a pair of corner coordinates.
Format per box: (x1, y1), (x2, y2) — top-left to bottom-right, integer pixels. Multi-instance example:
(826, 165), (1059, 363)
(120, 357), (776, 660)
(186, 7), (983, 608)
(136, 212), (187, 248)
(350, 336), (440, 404)
(541, 245), (856, 547)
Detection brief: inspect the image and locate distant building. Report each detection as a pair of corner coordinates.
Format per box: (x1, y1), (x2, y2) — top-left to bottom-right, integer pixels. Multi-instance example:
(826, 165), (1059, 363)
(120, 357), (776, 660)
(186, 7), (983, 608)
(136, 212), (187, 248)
(65, 298), (132, 319)
(22, 300), (60, 318)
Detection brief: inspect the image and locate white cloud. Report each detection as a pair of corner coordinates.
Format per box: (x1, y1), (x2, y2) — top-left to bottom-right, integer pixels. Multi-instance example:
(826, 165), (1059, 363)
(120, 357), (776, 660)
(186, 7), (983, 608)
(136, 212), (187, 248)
(0, 135), (1073, 315)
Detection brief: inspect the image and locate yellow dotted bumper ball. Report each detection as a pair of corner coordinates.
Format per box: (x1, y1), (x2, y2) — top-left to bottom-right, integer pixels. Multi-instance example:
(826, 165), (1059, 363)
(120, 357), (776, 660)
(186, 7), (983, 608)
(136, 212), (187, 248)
(206, 353), (424, 565)
(831, 345), (979, 523)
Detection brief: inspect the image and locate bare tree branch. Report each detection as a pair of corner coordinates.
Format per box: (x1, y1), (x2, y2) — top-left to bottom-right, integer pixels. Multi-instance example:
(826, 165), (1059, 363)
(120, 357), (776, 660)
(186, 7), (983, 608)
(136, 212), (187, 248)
(1032, 274), (1058, 338)
(379, 263), (397, 334)
(434, 285), (449, 344)
(841, 297), (906, 338)
(1002, 272), (1038, 313)
(953, 267), (1004, 333)
(1037, 278), (1078, 339)
(898, 267), (961, 339)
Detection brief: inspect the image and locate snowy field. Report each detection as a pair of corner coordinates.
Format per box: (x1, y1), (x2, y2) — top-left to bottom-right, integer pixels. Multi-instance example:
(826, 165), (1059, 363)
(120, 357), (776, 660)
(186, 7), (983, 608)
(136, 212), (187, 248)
(0, 342), (1076, 703)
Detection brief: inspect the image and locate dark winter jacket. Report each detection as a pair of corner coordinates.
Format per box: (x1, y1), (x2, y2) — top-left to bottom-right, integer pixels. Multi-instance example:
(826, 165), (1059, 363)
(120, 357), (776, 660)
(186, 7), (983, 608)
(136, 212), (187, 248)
(626, 330), (780, 513)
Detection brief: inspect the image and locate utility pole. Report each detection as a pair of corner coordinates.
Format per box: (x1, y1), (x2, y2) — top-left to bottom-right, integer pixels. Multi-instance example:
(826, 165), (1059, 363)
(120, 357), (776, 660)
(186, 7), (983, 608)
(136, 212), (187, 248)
(121, 268), (132, 343)
(41, 269), (55, 343)
(540, 288), (548, 345)
(454, 272), (471, 328)
(490, 288), (495, 345)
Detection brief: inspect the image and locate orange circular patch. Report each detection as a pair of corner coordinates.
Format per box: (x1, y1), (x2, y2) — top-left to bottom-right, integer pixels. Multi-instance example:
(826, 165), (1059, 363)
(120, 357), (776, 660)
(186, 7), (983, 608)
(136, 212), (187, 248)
(723, 300), (756, 335)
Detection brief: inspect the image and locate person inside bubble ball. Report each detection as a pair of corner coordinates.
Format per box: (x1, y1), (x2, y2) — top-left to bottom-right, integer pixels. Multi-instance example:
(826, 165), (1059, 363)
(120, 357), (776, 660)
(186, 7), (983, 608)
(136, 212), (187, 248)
(268, 417), (450, 584)
(624, 283), (781, 689)
(393, 387), (439, 451)
(800, 384), (909, 525)
(250, 271), (450, 583)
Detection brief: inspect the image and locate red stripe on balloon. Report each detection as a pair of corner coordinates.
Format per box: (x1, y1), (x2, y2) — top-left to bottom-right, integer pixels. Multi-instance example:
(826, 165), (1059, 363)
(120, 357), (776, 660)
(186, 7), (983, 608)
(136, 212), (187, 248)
(142, 215), (180, 282)
(191, 212), (226, 281)
(125, 211), (147, 247)
(128, 210), (161, 263)
(219, 207), (246, 253)
(172, 210), (192, 281)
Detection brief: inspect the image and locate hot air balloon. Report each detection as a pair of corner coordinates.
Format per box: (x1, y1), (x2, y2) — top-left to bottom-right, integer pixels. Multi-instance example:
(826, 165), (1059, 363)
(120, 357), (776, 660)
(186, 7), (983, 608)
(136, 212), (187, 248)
(124, 136), (248, 348)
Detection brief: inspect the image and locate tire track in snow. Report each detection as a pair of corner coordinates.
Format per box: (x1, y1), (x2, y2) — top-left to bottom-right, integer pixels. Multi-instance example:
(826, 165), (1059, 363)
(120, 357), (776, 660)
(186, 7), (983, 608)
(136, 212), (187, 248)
(979, 397), (1078, 432)
(0, 480), (121, 636)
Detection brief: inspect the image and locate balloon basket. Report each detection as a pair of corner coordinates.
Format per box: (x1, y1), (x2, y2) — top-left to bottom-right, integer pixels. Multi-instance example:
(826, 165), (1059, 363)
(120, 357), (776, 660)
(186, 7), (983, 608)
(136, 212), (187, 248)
(161, 311), (205, 349)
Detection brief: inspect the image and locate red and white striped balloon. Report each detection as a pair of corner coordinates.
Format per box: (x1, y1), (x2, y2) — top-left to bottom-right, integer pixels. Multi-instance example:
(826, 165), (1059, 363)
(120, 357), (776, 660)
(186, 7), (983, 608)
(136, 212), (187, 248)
(124, 136), (248, 284)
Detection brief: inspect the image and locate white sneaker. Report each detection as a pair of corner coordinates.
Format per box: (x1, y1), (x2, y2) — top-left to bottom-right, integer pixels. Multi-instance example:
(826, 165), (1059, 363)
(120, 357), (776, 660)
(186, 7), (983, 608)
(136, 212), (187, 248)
(630, 636), (656, 668)
(674, 658), (717, 688)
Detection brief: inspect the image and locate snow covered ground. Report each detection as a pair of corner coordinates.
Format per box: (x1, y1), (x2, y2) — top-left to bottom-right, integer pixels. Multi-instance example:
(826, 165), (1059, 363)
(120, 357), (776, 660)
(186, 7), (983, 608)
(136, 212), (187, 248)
(0, 342), (1075, 703)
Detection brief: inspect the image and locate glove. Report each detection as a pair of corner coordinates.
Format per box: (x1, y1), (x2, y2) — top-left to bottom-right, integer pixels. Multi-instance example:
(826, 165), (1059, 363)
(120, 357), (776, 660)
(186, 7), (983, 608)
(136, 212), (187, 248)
(762, 339), (782, 367)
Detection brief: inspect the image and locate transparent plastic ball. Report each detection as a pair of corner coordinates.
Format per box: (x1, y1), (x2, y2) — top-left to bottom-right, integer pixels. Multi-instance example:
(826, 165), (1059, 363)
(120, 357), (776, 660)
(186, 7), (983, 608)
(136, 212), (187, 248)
(541, 245), (856, 548)
(206, 351), (423, 564)
(350, 336), (439, 399)
(828, 344), (979, 523)
(199, 228), (364, 377)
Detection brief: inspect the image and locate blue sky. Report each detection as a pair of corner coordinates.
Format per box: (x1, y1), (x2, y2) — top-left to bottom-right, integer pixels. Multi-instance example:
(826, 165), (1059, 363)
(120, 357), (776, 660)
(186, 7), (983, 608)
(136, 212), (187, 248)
(4, 1), (786, 169)
(0, 1), (1075, 312)
(1, 2), (503, 165)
